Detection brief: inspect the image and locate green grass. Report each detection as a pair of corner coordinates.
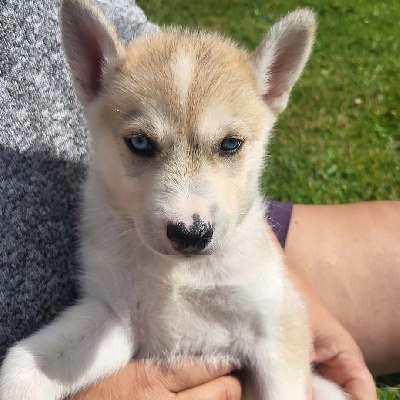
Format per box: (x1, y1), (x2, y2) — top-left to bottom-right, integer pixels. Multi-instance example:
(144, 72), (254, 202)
(377, 374), (400, 400)
(139, 1), (400, 398)
(140, 0), (399, 204)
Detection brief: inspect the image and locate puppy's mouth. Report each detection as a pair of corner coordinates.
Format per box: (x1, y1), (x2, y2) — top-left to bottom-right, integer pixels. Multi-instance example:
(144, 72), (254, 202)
(170, 245), (214, 258)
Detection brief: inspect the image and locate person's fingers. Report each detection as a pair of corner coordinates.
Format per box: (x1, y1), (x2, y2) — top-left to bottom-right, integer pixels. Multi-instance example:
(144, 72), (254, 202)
(316, 351), (377, 400)
(342, 374), (377, 400)
(312, 332), (340, 364)
(176, 375), (242, 400)
(312, 330), (377, 400)
(152, 359), (238, 393)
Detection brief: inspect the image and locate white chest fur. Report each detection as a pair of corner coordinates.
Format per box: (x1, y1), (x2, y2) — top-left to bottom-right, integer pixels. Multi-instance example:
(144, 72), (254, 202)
(133, 261), (284, 361)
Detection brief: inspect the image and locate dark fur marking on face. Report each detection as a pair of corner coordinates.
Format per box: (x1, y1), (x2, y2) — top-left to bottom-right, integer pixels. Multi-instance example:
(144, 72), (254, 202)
(167, 213), (213, 253)
(190, 213), (212, 237)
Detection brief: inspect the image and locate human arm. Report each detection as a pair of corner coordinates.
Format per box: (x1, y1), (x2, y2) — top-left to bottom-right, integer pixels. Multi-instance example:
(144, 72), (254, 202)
(264, 213), (377, 399)
(287, 265), (377, 400)
(281, 201), (400, 399)
(285, 201), (400, 375)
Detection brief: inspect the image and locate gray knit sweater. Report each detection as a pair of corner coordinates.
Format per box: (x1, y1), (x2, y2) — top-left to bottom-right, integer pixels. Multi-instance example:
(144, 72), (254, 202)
(0, 0), (157, 363)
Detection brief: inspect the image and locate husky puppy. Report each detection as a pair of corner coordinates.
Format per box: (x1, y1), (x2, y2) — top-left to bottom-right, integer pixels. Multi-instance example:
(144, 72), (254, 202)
(0, 0), (349, 399)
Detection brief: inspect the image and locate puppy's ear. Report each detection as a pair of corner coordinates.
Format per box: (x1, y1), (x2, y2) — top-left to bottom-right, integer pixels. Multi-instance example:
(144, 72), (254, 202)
(61, 0), (126, 105)
(250, 9), (316, 116)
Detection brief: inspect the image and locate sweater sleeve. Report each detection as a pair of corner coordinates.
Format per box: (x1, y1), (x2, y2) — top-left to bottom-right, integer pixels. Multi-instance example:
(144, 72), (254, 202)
(0, 0), (156, 364)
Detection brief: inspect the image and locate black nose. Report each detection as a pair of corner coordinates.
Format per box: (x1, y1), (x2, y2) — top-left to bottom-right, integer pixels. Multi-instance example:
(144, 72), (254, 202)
(167, 215), (213, 253)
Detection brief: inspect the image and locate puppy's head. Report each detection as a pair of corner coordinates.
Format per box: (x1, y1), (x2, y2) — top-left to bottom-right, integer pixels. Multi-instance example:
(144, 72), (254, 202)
(61, 0), (315, 257)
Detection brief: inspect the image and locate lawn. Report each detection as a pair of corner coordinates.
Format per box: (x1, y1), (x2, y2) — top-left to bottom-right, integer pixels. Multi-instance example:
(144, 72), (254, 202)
(140, 0), (399, 204)
(139, 0), (400, 398)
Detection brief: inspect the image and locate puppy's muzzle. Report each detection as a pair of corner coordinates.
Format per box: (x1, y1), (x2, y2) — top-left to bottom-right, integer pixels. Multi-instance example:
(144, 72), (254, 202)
(167, 214), (213, 254)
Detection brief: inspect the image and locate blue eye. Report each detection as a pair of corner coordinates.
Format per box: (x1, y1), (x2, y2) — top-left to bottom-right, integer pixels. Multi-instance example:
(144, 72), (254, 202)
(125, 135), (155, 157)
(220, 137), (243, 155)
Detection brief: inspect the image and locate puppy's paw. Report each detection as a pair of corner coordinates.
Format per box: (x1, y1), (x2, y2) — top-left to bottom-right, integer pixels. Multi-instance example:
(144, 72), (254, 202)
(0, 343), (58, 400)
(311, 374), (351, 400)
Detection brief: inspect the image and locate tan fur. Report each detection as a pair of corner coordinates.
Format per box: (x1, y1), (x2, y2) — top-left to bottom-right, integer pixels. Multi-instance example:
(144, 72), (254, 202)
(267, 224), (310, 372)
(86, 29), (275, 255)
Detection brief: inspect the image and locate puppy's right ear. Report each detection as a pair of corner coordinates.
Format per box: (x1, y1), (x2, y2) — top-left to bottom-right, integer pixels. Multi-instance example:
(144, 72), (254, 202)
(61, 0), (126, 105)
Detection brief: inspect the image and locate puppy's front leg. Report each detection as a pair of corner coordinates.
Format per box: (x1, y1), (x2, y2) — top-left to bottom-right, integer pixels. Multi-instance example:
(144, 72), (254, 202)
(0, 297), (135, 400)
(242, 336), (309, 400)
(244, 341), (350, 400)
(241, 289), (311, 400)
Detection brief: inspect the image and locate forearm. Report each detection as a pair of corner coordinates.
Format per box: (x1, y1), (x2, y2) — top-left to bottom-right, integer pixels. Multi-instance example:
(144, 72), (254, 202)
(284, 251), (377, 400)
(286, 263), (331, 333)
(285, 201), (400, 374)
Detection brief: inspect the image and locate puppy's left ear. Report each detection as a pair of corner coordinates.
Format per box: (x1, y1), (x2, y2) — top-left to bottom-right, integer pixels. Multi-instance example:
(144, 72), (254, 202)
(61, 0), (126, 106)
(250, 9), (316, 116)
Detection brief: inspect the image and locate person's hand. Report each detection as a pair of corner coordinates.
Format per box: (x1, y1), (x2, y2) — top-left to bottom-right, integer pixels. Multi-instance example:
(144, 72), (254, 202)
(312, 317), (377, 400)
(287, 265), (377, 400)
(69, 359), (241, 400)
